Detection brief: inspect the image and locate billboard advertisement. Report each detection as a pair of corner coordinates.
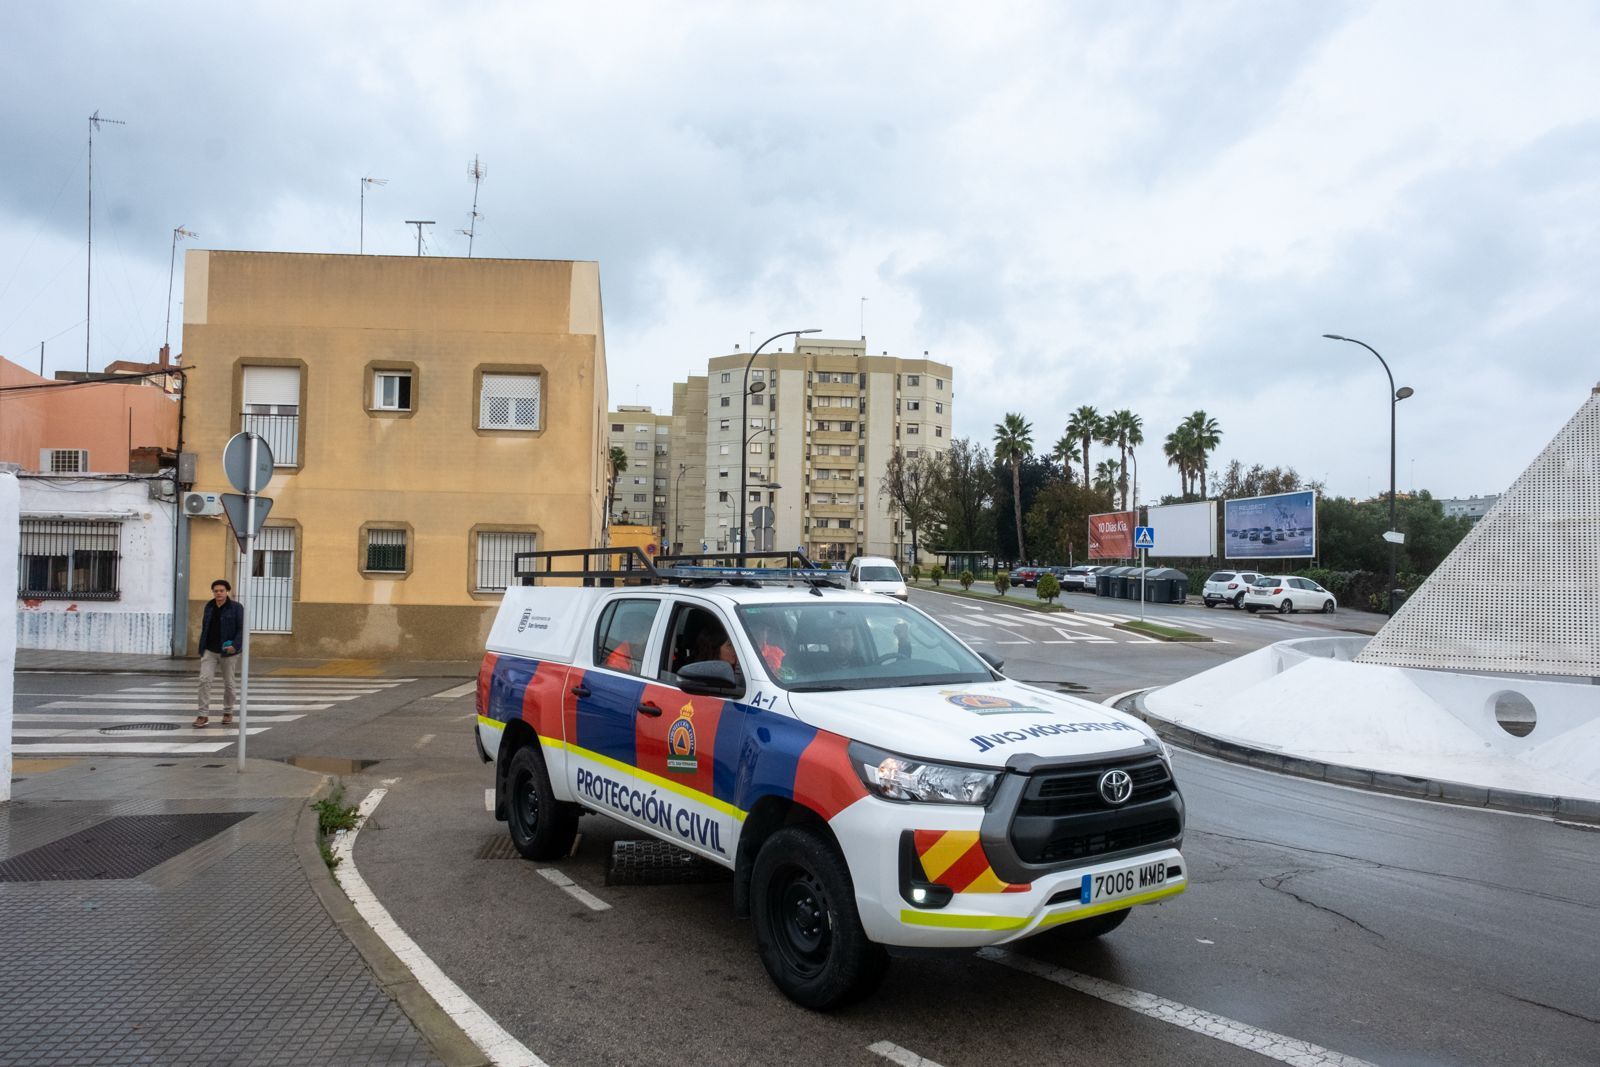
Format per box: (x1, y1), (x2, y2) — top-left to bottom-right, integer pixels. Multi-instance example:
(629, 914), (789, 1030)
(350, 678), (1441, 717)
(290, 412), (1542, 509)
(1224, 491), (1317, 559)
(1146, 500), (1217, 558)
(1087, 510), (1136, 559)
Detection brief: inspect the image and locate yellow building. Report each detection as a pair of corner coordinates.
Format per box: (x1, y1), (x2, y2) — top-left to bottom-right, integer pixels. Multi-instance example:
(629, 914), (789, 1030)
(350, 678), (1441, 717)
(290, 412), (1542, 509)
(180, 250), (609, 659)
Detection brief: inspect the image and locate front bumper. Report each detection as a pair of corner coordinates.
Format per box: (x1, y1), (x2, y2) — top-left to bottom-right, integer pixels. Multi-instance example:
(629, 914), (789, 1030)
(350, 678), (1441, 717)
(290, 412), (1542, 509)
(829, 790), (1186, 950)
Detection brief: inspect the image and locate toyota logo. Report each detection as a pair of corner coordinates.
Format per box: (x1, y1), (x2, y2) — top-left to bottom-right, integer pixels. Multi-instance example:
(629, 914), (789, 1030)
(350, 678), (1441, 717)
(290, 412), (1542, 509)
(1098, 768), (1134, 806)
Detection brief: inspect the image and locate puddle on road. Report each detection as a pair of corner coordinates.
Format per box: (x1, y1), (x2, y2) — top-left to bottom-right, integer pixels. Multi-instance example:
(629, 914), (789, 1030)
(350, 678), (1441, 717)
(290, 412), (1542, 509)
(276, 756), (382, 774)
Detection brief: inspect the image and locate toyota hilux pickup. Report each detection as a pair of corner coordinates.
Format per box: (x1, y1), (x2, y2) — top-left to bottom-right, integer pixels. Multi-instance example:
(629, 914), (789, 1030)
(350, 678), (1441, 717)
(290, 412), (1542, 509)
(475, 557), (1186, 1009)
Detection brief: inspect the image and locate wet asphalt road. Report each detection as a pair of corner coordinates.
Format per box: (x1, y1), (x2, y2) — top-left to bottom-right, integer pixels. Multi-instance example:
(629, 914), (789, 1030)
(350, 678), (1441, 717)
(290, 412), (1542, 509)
(306, 620), (1600, 1067)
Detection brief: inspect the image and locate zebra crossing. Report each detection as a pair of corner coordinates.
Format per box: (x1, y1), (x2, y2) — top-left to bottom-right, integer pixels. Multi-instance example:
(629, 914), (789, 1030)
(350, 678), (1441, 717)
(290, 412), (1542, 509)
(13, 676), (415, 756)
(930, 596), (1261, 647)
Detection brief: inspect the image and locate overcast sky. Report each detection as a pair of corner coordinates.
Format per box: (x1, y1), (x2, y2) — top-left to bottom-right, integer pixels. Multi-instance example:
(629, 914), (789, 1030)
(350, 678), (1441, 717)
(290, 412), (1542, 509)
(4, 1), (1597, 501)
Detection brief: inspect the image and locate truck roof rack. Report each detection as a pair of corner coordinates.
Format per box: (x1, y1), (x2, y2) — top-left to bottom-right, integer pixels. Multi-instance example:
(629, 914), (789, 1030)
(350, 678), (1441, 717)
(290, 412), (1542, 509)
(514, 547), (845, 591)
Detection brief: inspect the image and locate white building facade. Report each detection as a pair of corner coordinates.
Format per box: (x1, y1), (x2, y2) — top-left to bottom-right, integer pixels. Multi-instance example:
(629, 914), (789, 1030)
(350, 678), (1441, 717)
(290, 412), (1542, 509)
(14, 472), (177, 654)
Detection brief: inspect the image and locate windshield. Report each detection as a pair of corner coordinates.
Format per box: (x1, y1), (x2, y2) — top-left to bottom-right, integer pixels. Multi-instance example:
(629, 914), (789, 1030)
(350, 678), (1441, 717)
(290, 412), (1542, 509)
(736, 601), (994, 691)
(858, 566), (902, 583)
(1207, 572), (1234, 582)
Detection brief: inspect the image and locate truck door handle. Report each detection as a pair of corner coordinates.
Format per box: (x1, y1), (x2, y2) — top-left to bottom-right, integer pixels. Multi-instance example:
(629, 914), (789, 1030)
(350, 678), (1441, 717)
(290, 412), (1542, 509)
(570, 685), (590, 698)
(636, 702), (662, 717)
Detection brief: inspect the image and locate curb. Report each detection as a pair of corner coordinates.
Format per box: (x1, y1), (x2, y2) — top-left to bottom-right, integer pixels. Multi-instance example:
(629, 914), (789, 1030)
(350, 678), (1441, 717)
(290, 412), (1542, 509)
(1112, 621), (1212, 642)
(1112, 689), (1600, 826)
(295, 783), (491, 1067)
(911, 585), (1072, 614)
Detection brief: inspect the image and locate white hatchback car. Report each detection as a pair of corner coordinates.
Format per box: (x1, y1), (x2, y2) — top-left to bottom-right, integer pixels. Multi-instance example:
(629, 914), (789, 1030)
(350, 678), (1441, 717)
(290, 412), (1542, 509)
(1242, 575), (1337, 614)
(1201, 570), (1262, 609)
(847, 556), (909, 600)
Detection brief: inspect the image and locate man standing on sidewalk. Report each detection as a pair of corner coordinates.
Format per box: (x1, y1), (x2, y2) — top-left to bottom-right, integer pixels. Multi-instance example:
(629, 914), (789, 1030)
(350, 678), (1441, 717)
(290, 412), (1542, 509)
(194, 579), (244, 729)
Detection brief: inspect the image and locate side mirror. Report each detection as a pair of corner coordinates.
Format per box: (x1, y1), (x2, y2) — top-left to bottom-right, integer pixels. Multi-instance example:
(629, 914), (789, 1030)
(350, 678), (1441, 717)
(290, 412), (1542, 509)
(979, 652), (1005, 672)
(676, 659), (742, 696)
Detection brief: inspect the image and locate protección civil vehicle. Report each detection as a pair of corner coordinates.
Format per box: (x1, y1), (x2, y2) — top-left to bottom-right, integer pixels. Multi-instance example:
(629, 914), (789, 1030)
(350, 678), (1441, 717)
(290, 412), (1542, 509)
(474, 549), (1187, 1009)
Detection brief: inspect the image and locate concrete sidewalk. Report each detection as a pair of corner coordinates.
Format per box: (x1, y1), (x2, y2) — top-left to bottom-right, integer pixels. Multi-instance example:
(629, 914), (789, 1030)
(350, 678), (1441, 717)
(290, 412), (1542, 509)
(0, 757), (475, 1065)
(16, 648), (478, 678)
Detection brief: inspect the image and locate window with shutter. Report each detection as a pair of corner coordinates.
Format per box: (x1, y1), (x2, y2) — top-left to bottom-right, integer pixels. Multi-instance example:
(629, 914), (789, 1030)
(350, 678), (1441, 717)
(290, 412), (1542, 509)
(479, 373), (541, 430)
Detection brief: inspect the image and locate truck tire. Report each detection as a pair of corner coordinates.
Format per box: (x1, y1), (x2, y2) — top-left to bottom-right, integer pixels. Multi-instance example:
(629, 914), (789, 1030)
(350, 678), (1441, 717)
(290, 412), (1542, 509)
(1041, 907), (1130, 944)
(751, 826), (887, 1010)
(505, 744), (579, 861)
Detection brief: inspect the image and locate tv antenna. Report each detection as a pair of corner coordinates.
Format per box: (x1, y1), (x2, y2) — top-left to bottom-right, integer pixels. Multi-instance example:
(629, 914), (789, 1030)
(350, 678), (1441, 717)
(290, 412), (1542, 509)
(458, 155), (487, 257)
(166, 226), (199, 348)
(360, 177), (388, 253)
(404, 220), (435, 257)
(86, 110), (126, 371)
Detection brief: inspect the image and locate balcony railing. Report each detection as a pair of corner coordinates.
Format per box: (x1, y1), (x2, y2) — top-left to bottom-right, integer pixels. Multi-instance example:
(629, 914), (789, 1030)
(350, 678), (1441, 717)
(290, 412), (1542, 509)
(241, 412), (300, 467)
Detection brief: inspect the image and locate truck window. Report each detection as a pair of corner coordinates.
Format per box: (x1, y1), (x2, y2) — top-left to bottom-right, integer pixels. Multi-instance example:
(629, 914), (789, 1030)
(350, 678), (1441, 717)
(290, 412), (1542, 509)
(593, 598), (661, 676)
(659, 603), (742, 685)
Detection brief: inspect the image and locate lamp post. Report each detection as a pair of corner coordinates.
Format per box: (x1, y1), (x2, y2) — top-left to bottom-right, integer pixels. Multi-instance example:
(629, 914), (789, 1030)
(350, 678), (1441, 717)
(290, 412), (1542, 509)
(739, 328), (820, 554)
(1323, 334), (1414, 613)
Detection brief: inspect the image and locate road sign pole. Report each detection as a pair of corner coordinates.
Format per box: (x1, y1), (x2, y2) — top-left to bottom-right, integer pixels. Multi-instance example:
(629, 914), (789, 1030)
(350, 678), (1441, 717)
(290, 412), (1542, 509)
(237, 435), (257, 773)
(1140, 547), (1146, 622)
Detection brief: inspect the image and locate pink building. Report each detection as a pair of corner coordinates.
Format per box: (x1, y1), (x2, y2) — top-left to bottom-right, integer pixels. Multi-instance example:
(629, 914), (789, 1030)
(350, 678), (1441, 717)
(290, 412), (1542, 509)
(0, 356), (179, 472)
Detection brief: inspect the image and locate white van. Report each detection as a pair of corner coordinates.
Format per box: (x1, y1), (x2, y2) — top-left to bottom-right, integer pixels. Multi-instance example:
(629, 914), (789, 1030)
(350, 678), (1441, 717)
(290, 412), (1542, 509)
(847, 556), (908, 600)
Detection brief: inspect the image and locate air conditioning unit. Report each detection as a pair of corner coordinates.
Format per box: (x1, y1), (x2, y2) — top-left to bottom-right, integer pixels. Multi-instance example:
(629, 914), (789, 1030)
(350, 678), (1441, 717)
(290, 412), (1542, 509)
(183, 492), (224, 516)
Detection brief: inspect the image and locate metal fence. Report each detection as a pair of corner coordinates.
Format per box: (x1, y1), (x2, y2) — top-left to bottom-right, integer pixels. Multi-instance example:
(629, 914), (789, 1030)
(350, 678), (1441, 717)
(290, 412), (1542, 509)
(18, 519), (122, 600)
(240, 410), (299, 466)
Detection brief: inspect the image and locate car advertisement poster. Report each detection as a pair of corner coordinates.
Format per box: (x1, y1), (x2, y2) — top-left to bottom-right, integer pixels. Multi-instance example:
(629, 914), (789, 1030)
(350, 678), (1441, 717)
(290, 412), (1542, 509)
(1224, 491), (1317, 559)
(1087, 510), (1136, 559)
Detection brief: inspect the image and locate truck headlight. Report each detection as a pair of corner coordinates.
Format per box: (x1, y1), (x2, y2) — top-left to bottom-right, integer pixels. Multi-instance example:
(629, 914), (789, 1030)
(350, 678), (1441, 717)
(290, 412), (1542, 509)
(850, 742), (998, 805)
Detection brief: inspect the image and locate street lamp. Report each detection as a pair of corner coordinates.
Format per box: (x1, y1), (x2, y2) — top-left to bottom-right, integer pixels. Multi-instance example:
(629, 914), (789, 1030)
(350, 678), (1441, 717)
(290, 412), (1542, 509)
(740, 328), (821, 553)
(1323, 334), (1414, 614)
(672, 463), (702, 554)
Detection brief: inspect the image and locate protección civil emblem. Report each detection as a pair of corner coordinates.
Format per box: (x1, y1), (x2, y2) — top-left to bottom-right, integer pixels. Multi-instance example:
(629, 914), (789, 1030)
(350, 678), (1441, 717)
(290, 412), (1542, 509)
(667, 702), (699, 772)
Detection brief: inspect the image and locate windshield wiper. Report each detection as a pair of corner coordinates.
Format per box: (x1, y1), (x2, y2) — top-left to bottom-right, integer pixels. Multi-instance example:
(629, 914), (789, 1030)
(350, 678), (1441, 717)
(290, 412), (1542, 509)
(788, 684), (849, 692)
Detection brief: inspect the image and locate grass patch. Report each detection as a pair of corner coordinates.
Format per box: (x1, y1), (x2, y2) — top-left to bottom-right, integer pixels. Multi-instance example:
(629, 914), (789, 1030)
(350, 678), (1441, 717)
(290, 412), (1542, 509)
(1114, 619), (1211, 642)
(312, 787), (361, 869)
(912, 584), (1069, 613)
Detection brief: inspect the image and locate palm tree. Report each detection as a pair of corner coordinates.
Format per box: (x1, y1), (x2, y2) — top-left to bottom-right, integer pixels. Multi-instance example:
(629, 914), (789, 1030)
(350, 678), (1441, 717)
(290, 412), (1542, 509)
(1181, 411), (1222, 499)
(1104, 409), (1144, 510)
(994, 413), (1034, 562)
(1164, 425), (1195, 499)
(1094, 458), (1121, 496)
(1051, 435), (1076, 484)
(608, 445), (629, 511)
(1064, 405), (1102, 489)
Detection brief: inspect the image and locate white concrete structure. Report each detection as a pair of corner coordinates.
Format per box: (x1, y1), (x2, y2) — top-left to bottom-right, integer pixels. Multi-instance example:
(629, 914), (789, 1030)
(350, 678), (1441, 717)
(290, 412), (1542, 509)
(1146, 636), (1600, 806)
(1360, 386), (1600, 678)
(15, 473), (176, 654)
(2, 471), (18, 802)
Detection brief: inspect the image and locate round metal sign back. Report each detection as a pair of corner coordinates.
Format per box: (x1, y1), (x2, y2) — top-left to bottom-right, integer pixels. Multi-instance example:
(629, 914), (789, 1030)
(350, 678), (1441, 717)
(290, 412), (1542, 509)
(222, 432), (275, 494)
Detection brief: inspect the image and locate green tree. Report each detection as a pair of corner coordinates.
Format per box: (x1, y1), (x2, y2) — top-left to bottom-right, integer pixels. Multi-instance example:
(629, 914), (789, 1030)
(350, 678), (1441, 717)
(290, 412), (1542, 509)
(993, 414), (1034, 563)
(1094, 458), (1122, 496)
(880, 448), (941, 565)
(1064, 405), (1103, 490)
(608, 446), (629, 515)
(1036, 572), (1060, 603)
(1163, 424), (1195, 499)
(1025, 479), (1115, 564)
(930, 438), (994, 554)
(959, 569), (975, 590)
(1104, 409), (1144, 510)
(1181, 411), (1222, 498)
(993, 571), (1009, 595)
(1051, 435), (1077, 485)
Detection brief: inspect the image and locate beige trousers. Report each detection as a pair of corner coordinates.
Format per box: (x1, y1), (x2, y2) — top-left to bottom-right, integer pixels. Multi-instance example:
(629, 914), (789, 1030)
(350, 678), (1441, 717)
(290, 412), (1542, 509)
(198, 650), (238, 715)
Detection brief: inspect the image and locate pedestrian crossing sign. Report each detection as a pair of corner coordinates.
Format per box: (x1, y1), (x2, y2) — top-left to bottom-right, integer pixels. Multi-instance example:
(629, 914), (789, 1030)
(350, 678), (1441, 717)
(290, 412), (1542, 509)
(1134, 526), (1155, 550)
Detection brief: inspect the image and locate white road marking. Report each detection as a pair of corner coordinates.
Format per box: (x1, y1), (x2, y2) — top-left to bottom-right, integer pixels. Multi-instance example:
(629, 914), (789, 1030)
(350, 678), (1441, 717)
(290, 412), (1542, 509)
(11, 741), (233, 754)
(484, 788), (495, 812)
(335, 782), (550, 1067)
(952, 616), (992, 627)
(430, 681), (478, 699)
(536, 868), (612, 911)
(994, 640), (1033, 646)
(14, 726), (270, 738)
(979, 949), (1376, 1066)
(109, 690), (363, 701)
(868, 1041), (946, 1066)
(14, 713), (304, 723)
(414, 733), (436, 749)
(42, 700), (334, 711)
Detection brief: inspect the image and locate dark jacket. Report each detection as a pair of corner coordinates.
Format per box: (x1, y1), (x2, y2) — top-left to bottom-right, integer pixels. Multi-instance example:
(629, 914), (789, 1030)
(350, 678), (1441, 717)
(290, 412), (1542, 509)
(199, 598), (245, 656)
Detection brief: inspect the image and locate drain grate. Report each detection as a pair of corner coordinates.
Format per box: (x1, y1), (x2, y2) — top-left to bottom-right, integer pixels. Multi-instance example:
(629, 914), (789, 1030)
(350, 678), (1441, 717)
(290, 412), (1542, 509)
(0, 812), (254, 882)
(475, 834), (520, 860)
(606, 839), (732, 886)
(98, 722), (181, 734)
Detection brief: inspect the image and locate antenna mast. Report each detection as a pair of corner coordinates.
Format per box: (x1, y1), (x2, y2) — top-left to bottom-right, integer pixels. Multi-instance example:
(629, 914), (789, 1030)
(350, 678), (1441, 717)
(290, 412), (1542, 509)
(86, 110), (126, 372)
(404, 220), (435, 257)
(360, 177), (388, 254)
(166, 226), (199, 349)
(458, 155), (487, 257)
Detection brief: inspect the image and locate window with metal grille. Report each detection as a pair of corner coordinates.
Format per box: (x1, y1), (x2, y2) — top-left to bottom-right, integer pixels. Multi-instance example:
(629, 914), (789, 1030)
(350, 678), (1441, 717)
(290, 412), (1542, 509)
(365, 528), (407, 572)
(479, 373), (541, 430)
(476, 531), (538, 592)
(40, 449), (90, 473)
(18, 519), (121, 600)
(242, 366), (302, 466)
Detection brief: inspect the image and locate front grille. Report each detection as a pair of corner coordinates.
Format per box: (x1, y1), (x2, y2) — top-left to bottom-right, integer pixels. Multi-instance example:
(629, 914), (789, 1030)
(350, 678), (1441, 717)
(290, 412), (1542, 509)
(1022, 756), (1174, 817)
(1032, 817), (1181, 864)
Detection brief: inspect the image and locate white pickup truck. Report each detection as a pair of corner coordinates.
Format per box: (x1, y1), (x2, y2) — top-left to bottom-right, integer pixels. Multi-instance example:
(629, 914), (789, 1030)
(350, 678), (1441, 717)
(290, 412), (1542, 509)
(475, 562), (1186, 1009)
